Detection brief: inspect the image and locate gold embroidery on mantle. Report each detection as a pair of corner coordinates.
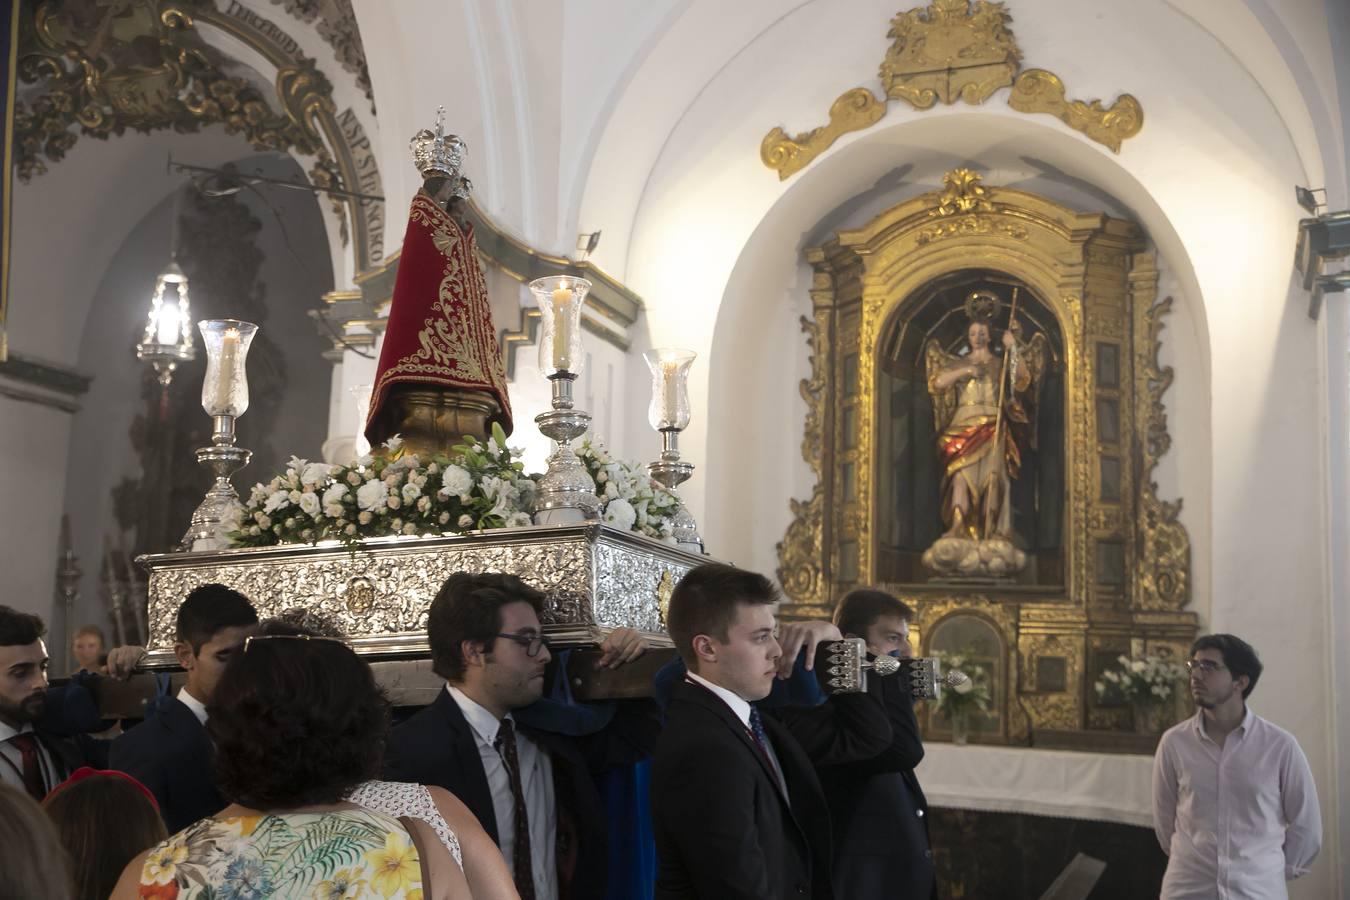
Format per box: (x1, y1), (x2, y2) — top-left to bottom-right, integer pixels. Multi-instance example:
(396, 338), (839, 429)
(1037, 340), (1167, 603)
(759, 2), (1145, 179)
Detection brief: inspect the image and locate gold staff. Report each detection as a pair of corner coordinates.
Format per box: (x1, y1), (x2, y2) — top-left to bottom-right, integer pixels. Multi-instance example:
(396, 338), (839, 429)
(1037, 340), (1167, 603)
(985, 287), (1019, 538)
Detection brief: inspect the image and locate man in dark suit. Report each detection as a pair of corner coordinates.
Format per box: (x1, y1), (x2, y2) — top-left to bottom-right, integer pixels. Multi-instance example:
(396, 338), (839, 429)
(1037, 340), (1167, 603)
(650, 563), (893, 900)
(0, 605), (96, 800)
(385, 572), (659, 900)
(819, 588), (936, 899)
(109, 584), (257, 832)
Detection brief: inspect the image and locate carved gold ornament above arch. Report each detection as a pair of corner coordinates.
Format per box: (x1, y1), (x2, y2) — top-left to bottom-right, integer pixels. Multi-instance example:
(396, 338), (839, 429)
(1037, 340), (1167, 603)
(759, 0), (1144, 180)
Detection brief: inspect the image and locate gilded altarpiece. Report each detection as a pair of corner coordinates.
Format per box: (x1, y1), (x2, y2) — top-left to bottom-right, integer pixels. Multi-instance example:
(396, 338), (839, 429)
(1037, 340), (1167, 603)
(778, 171), (1196, 744)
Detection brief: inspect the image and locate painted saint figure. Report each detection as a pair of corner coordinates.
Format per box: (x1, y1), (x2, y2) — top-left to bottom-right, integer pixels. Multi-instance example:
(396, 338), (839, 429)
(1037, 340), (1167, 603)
(923, 291), (1046, 576)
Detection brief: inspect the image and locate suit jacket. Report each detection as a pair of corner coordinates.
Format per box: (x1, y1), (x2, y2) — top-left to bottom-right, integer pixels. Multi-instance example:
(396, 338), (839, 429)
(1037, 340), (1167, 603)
(109, 699), (224, 834)
(816, 658), (937, 900)
(650, 680), (893, 900)
(384, 687), (660, 899)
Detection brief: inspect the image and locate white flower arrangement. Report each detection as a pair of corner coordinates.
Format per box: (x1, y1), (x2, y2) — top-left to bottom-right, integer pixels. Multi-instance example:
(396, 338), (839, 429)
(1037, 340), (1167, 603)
(230, 424), (535, 548)
(229, 427), (688, 549)
(575, 436), (682, 544)
(1094, 653), (1186, 708)
(933, 650), (993, 718)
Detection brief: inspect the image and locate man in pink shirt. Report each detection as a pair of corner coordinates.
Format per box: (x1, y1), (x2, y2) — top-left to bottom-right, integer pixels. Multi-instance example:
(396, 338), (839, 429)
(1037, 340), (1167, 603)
(1152, 634), (1321, 899)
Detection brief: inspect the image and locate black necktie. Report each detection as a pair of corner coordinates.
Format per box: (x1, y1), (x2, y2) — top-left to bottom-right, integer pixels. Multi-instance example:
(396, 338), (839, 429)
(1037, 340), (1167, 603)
(494, 718), (536, 900)
(7, 734), (46, 801)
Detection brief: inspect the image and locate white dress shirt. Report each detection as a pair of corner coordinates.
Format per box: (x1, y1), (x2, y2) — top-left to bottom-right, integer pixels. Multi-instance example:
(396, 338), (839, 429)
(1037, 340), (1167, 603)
(0, 719), (59, 797)
(1153, 707), (1322, 899)
(447, 685), (557, 900)
(177, 687), (209, 725)
(685, 672), (788, 799)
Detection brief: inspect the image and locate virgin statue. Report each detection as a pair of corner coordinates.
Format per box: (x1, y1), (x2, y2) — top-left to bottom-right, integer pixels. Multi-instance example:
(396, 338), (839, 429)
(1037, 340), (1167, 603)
(923, 290), (1047, 577)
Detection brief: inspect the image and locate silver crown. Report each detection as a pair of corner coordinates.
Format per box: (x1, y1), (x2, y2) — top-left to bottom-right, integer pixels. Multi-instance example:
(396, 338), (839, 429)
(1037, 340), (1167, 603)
(410, 106), (467, 181)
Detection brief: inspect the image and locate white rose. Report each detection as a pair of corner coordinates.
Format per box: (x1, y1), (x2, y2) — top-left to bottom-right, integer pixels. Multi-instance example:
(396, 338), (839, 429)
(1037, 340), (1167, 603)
(288, 490), (303, 505)
(298, 493), (321, 517)
(402, 523), (418, 535)
(263, 491), (290, 514)
(401, 483), (422, 504)
(417, 496), (431, 513)
(952, 676), (975, 695)
(344, 524), (357, 536)
(300, 462), (334, 486)
(506, 512), (533, 528)
(602, 498), (637, 531)
(439, 512), (451, 525)
(356, 479), (389, 511)
(458, 514), (474, 528)
(358, 511), (374, 525)
(346, 471), (363, 486)
(322, 483), (349, 508)
(439, 465), (472, 498)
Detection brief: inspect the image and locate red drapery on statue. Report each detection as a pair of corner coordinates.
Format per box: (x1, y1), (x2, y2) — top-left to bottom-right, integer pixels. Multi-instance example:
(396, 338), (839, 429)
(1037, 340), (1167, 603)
(365, 190), (514, 442)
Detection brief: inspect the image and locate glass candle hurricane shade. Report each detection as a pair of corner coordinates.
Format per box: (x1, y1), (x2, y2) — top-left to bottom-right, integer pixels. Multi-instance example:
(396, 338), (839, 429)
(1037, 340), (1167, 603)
(529, 275), (591, 376)
(644, 349), (696, 431)
(199, 320), (259, 417)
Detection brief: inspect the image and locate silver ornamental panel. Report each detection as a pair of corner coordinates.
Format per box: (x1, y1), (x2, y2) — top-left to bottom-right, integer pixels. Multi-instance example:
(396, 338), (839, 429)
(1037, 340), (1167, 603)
(138, 524), (699, 666)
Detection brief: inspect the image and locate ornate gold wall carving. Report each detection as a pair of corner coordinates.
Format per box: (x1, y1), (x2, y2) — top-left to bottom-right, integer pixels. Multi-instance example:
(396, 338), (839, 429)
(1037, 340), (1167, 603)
(760, 88), (885, 182)
(1008, 69), (1143, 153)
(760, 1), (1144, 179)
(880, 0), (1020, 109)
(778, 170), (1196, 745)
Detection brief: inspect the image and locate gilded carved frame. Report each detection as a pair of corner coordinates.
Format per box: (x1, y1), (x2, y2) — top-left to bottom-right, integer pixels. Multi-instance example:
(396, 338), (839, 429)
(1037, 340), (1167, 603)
(778, 170), (1195, 741)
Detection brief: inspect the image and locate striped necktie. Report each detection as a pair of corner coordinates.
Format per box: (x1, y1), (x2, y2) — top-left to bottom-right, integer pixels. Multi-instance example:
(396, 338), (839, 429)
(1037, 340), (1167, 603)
(494, 718), (536, 900)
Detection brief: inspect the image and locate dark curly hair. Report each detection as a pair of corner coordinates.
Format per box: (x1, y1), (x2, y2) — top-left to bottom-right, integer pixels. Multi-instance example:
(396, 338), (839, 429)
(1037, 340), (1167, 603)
(207, 623), (388, 809)
(0, 605), (46, 647)
(428, 572), (546, 681)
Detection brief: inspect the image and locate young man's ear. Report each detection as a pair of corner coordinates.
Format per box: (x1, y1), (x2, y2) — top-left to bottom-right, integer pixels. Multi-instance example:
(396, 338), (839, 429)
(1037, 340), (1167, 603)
(1235, 674), (1251, 697)
(460, 638), (489, 670)
(692, 634), (716, 667)
(173, 641), (196, 671)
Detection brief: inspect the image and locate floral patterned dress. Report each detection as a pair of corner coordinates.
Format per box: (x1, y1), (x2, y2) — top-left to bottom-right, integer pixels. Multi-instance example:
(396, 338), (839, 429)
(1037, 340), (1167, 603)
(136, 808), (424, 899)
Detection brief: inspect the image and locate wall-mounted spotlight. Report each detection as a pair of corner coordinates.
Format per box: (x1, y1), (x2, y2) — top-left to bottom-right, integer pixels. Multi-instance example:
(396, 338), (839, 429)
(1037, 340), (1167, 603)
(1295, 185), (1350, 319)
(576, 230), (601, 260)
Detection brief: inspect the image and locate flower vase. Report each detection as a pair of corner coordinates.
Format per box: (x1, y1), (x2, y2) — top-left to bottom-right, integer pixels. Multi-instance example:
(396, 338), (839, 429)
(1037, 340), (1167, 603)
(1133, 702), (1168, 735)
(951, 709), (970, 745)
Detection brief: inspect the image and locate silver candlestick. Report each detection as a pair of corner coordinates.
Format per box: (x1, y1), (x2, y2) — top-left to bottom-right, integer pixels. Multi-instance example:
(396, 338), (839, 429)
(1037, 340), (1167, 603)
(181, 319), (258, 551)
(533, 373), (600, 524)
(181, 415), (253, 550)
(649, 429), (703, 552)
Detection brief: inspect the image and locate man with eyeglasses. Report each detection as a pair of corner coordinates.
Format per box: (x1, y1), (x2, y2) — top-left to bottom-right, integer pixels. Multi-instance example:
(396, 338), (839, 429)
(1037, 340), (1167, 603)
(1152, 634), (1322, 899)
(385, 571), (660, 900)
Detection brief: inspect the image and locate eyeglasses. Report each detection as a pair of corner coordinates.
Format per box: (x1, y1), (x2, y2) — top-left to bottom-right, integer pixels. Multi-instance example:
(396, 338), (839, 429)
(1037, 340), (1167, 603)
(243, 634), (348, 652)
(494, 633), (551, 658)
(1185, 659), (1227, 675)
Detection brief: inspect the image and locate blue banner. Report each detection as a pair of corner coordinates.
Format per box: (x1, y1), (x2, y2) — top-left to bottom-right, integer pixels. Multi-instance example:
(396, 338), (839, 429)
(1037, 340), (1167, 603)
(1, 0), (17, 360)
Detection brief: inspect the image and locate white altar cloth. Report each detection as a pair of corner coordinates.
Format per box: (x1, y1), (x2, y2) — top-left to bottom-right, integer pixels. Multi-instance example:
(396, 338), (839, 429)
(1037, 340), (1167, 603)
(915, 744), (1156, 827)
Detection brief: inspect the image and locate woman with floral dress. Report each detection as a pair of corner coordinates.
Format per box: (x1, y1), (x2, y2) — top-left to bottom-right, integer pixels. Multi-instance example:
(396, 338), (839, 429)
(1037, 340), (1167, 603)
(110, 632), (467, 899)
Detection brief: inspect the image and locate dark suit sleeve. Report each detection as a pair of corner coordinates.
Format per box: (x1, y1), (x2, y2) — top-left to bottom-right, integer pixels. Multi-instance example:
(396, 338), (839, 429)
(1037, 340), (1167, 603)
(109, 729), (168, 810)
(654, 739), (777, 899)
(575, 698), (661, 774)
(769, 690), (893, 766)
(823, 662), (926, 778)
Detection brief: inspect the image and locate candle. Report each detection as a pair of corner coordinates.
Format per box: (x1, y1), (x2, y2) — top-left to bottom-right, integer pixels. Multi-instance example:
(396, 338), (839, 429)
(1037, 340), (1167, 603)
(156, 298), (181, 347)
(551, 283), (574, 371)
(661, 360), (680, 426)
(213, 327), (241, 413)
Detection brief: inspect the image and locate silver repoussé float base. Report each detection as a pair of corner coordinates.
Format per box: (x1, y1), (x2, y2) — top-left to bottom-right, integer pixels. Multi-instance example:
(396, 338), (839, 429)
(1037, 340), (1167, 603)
(137, 523), (702, 667)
